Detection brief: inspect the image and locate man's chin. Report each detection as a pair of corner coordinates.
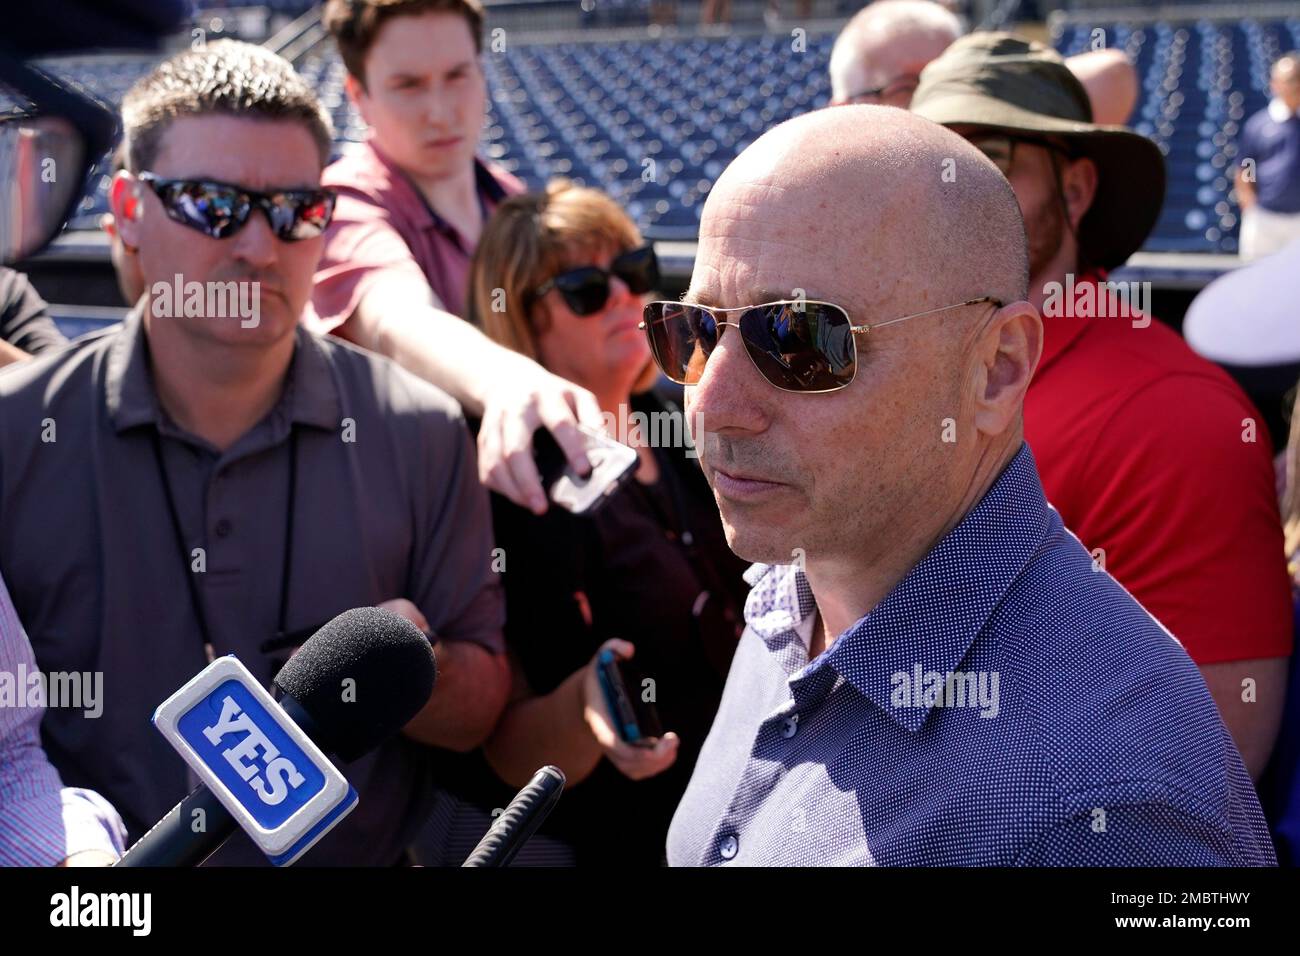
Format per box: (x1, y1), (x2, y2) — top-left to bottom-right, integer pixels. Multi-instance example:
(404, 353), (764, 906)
(190, 309), (297, 345)
(407, 146), (473, 182)
(720, 520), (801, 567)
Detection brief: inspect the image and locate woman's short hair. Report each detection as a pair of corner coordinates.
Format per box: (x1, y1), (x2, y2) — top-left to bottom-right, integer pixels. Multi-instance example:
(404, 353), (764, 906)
(468, 179), (643, 363)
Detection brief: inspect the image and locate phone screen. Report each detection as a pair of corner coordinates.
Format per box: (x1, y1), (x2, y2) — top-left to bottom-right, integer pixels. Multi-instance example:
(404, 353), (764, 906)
(533, 425), (640, 515)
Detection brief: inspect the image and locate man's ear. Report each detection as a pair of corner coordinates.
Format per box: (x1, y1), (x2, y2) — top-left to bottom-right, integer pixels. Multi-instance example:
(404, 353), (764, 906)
(344, 72), (370, 125)
(971, 300), (1042, 439)
(1061, 156), (1098, 232)
(108, 172), (143, 248)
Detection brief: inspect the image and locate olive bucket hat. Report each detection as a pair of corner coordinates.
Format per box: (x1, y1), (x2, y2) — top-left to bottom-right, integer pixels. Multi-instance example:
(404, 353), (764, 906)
(910, 32), (1166, 271)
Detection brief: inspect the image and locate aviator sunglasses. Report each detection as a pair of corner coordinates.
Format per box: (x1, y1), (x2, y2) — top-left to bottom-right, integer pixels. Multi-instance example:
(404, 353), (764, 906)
(136, 171), (337, 242)
(640, 296), (1002, 394)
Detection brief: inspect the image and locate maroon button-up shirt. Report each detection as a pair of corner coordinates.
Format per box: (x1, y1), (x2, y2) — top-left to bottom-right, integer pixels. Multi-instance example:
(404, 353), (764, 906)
(308, 139), (525, 332)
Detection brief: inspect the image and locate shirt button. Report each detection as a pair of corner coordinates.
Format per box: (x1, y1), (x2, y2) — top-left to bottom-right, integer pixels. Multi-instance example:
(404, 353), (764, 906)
(214, 518), (233, 538)
(781, 715), (799, 739)
(719, 834), (738, 860)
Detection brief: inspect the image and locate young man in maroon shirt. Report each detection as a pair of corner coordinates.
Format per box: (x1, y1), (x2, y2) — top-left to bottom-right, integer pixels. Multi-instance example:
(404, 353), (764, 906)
(314, 0), (603, 514)
(913, 33), (1294, 779)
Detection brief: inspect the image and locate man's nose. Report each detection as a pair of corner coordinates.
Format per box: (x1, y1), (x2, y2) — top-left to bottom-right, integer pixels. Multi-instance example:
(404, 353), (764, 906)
(690, 323), (771, 435)
(228, 208), (278, 270)
(425, 90), (450, 126)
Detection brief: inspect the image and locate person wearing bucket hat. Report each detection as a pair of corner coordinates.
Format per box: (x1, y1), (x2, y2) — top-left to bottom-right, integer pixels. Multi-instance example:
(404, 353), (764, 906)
(911, 32), (1164, 273)
(913, 33), (1294, 780)
(828, 0), (1136, 123)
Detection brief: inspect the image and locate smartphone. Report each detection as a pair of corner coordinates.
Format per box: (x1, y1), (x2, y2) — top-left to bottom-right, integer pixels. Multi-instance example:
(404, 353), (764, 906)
(533, 424), (639, 515)
(595, 648), (664, 747)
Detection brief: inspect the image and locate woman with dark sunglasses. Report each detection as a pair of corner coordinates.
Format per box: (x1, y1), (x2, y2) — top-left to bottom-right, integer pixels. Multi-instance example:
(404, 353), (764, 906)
(441, 180), (750, 866)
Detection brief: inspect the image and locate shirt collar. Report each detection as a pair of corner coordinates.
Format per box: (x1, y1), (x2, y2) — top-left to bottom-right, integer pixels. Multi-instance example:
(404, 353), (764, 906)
(366, 140), (508, 242)
(743, 559), (818, 644)
(745, 444), (1051, 731)
(106, 304), (342, 435)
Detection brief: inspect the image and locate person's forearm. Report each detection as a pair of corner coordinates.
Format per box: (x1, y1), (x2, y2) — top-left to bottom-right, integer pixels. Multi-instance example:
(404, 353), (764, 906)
(351, 287), (532, 417)
(0, 339), (30, 368)
(1200, 657), (1287, 780)
(384, 310), (536, 418)
(482, 669), (604, 788)
(403, 640), (509, 751)
(0, 727), (71, 866)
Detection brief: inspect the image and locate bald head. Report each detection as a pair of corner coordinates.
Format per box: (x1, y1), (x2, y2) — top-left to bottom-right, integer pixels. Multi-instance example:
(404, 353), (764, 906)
(1273, 52), (1300, 111)
(829, 0), (961, 105)
(696, 105), (1027, 330)
(684, 106), (1041, 581)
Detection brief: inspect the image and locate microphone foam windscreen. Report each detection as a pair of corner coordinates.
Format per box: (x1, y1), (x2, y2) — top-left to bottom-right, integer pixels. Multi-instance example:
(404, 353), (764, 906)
(273, 607), (437, 762)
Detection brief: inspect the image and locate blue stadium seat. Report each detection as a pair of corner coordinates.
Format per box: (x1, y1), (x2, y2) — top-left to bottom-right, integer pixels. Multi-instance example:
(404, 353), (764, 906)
(1054, 14), (1300, 254)
(39, 17), (1300, 253)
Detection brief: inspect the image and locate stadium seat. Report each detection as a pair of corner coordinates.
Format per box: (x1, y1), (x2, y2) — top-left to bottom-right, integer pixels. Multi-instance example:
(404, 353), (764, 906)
(35, 11), (1300, 252)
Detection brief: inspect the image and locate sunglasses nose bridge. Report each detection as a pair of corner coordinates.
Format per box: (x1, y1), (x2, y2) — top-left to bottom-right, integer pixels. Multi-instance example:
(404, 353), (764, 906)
(606, 271), (634, 301)
(224, 201), (281, 262)
(700, 318), (748, 375)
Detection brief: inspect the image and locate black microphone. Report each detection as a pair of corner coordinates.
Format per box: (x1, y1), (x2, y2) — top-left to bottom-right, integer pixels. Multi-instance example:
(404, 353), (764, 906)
(462, 765), (566, 867)
(117, 607), (437, 867)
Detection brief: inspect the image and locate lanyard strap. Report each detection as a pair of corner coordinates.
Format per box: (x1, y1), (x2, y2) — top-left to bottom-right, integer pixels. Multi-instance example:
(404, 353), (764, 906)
(150, 426), (297, 655)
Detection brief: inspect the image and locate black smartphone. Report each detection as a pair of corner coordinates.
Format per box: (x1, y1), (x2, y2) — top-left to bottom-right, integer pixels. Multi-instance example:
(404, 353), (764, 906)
(533, 424), (639, 515)
(595, 648), (664, 747)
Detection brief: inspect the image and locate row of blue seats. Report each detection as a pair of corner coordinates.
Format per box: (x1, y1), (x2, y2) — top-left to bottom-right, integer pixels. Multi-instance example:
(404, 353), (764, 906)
(1054, 16), (1300, 253)
(36, 16), (1300, 252)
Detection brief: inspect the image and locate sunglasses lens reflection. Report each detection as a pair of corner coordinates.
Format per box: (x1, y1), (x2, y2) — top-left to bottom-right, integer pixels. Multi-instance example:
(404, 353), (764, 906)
(643, 301), (856, 392)
(643, 302), (717, 384)
(739, 303), (855, 391)
(156, 180), (334, 242)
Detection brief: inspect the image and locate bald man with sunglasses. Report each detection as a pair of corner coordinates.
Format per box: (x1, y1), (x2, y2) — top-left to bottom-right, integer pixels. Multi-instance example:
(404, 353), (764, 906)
(657, 105), (1274, 867)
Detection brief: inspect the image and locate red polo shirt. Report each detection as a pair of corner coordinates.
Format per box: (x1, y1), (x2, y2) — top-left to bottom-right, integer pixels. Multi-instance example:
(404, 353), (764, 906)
(1024, 271), (1293, 664)
(307, 139), (525, 332)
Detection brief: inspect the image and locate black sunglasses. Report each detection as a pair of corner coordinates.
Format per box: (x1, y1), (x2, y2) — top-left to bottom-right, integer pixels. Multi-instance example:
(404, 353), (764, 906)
(136, 172), (337, 242)
(534, 245), (660, 316)
(641, 296), (1001, 394)
(968, 133), (1078, 176)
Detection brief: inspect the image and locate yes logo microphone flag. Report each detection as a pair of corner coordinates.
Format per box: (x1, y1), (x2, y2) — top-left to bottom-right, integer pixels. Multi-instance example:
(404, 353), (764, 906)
(152, 655), (357, 866)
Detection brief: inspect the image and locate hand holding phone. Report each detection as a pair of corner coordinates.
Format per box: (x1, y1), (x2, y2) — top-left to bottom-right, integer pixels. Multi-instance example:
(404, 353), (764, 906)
(533, 424), (639, 515)
(595, 647), (665, 747)
(581, 640), (678, 781)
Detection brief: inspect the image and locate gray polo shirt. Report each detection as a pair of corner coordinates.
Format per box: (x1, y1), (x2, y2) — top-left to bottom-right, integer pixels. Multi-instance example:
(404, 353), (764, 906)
(0, 307), (504, 866)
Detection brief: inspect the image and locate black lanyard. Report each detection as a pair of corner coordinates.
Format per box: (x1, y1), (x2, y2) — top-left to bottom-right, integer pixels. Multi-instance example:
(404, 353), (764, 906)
(149, 426), (302, 660)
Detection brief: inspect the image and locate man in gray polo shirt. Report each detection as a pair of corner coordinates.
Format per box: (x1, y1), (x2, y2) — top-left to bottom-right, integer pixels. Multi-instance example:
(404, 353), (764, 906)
(0, 40), (509, 865)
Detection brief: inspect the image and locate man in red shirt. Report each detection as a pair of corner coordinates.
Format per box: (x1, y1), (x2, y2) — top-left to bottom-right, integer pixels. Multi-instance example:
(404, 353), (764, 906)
(913, 33), (1294, 778)
(314, 0), (603, 513)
